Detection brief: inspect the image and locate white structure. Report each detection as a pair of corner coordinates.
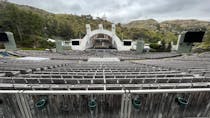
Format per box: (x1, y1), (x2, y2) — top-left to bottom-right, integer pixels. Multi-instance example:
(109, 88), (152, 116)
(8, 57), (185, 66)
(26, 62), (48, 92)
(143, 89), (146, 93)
(171, 41), (178, 51)
(70, 24), (135, 51)
(88, 57), (120, 62)
(47, 38), (55, 43)
(144, 44), (151, 52)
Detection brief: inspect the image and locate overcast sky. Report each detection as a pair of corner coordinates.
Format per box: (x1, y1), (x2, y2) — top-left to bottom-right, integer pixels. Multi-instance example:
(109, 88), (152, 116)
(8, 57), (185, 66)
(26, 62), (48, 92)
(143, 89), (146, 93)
(8, 0), (210, 23)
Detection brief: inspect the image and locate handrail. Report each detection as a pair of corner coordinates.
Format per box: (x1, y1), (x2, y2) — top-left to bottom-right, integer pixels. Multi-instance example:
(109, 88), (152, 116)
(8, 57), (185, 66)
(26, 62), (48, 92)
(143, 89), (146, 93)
(0, 88), (210, 94)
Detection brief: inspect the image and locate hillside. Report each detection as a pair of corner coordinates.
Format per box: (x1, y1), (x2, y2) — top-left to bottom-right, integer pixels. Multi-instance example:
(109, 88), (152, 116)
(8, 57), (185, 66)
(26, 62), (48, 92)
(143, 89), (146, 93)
(124, 19), (210, 50)
(124, 19), (210, 31)
(160, 20), (210, 32)
(123, 19), (159, 30)
(0, 1), (112, 48)
(0, 1), (210, 51)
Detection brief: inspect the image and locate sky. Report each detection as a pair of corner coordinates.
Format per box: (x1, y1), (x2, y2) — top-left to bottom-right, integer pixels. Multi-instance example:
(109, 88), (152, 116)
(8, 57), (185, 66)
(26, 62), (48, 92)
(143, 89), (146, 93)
(8, 0), (210, 23)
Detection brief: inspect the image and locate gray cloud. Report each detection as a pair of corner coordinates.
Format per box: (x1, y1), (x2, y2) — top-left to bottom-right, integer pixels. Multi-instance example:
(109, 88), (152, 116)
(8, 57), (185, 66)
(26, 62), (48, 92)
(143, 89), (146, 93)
(8, 0), (210, 23)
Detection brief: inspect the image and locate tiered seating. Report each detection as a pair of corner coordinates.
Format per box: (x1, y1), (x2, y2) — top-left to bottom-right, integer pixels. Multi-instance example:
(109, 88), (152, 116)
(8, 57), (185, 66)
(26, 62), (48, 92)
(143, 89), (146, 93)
(15, 50), (181, 60)
(0, 51), (210, 118)
(0, 58), (73, 75)
(0, 62), (208, 90)
(110, 51), (181, 60)
(139, 53), (210, 77)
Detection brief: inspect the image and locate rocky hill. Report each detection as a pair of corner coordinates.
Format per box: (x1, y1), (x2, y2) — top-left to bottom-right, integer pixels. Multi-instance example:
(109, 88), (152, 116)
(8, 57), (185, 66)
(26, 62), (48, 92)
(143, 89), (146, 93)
(123, 19), (159, 30)
(124, 19), (210, 32)
(160, 20), (210, 32)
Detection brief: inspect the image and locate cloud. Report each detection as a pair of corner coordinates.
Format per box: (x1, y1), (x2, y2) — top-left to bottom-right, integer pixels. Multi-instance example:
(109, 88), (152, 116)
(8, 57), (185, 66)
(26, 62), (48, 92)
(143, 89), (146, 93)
(8, 0), (210, 23)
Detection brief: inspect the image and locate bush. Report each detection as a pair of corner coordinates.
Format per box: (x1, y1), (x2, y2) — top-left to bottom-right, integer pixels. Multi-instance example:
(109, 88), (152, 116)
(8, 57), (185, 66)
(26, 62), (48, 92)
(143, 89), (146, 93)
(18, 35), (55, 49)
(150, 43), (161, 49)
(150, 42), (171, 52)
(38, 39), (55, 49)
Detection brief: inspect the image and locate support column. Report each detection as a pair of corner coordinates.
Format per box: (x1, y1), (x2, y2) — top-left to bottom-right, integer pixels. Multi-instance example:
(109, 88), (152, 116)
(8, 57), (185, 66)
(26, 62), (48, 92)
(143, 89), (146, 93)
(55, 40), (64, 53)
(120, 94), (126, 118)
(127, 94), (132, 118)
(136, 40), (144, 54)
(15, 94), (27, 118)
(86, 24), (91, 34)
(99, 24), (103, 30)
(15, 93), (32, 118)
(112, 24), (116, 34)
(120, 93), (132, 118)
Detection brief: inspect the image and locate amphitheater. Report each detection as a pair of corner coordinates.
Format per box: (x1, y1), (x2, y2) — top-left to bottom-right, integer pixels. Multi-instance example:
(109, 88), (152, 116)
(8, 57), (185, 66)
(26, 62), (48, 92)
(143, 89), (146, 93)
(0, 49), (210, 118)
(0, 29), (210, 118)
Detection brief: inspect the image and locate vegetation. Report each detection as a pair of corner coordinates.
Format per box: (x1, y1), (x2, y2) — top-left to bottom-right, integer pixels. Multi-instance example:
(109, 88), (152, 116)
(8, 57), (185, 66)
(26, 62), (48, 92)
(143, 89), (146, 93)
(124, 19), (210, 51)
(0, 2), (112, 48)
(0, 2), (210, 51)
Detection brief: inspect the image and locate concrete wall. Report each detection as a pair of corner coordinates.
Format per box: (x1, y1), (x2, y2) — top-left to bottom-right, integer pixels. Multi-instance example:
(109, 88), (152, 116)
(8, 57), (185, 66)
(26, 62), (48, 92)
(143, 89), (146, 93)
(70, 39), (82, 50)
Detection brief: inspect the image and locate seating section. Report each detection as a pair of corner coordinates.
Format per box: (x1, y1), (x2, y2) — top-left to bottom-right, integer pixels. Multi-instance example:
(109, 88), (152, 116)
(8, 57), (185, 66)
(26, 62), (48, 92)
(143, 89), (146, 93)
(0, 61), (208, 90)
(139, 52), (210, 77)
(0, 50), (210, 118)
(14, 49), (181, 60)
